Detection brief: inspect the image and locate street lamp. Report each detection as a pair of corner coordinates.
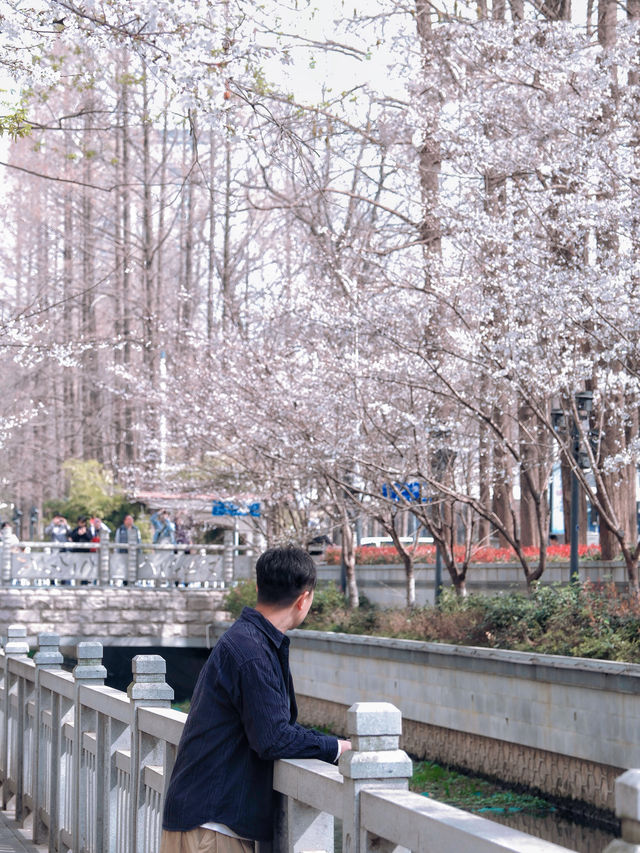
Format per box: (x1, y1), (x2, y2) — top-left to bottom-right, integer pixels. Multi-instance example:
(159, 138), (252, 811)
(551, 391), (593, 584)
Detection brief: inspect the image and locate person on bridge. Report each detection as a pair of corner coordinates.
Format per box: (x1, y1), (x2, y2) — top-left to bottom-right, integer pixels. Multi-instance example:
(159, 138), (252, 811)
(151, 509), (176, 544)
(160, 545), (351, 853)
(115, 514), (141, 552)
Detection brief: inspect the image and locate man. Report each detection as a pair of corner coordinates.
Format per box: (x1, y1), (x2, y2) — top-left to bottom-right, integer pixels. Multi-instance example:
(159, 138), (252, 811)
(44, 514), (71, 543)
(115, 514), (141, 547)
(69, 516), (93, 551)
(161, 546), (350, 853)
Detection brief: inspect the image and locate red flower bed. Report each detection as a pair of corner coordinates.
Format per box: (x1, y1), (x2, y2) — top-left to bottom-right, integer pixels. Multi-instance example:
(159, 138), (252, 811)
(324, 543), (602, 566)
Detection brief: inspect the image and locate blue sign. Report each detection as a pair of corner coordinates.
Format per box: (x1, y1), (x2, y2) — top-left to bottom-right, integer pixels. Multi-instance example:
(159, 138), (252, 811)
(212, 501), (261, 518)
(382, 482), (426, 503)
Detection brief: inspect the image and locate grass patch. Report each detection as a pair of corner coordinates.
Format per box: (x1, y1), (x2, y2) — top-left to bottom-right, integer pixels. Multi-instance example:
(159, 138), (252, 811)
(411, 761), (553, 815)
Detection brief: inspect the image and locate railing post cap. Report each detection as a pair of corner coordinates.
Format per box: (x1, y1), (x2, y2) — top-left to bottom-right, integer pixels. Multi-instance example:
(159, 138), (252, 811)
(615, 769), (640, 821)
(131, 654), (167, 676)
(38, 631), (60, 646)
(34, 632), (63, 668)
(128, 653), (174, 704)
(347, 702), (402, 737)
(74, 641), (106, 682)
(77, 641), (103, 660)
(5, 624), (30, 655)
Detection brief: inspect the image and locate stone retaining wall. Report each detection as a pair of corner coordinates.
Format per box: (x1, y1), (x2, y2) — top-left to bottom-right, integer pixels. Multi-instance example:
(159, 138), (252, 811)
(0, 587), (226, 649)
(296, 695), (619, 816)
(290, 630), (637, 813)
(316, 561), (627, 606)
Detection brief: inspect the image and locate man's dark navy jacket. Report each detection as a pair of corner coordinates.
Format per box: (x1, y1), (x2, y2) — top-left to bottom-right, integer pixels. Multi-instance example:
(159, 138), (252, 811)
(162, 606), (339, 841)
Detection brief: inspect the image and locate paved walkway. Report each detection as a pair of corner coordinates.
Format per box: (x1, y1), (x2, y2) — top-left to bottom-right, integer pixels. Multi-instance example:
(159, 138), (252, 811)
(0, 810), (45, 853)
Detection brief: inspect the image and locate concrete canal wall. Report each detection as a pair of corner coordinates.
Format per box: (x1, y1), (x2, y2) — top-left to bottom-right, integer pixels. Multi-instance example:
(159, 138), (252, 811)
(289, 629), (639, 814)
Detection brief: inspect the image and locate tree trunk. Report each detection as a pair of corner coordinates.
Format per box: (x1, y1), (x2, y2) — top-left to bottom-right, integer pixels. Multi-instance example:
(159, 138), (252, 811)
(340, 506), (359, 608)
(478, 420), (491, 546)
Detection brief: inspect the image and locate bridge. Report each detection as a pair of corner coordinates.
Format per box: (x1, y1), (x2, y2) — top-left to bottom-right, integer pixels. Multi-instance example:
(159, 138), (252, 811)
(0, 624), (639, 853)
(0, 530), (250, 651)
(0, 527), (254, 589)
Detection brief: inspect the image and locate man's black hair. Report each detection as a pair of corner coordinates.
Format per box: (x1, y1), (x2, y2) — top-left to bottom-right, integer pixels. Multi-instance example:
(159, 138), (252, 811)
(256, 546), (317, 607)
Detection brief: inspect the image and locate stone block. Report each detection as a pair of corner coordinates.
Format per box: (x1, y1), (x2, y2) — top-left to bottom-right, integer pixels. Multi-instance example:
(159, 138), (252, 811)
(615, 770), (640, 821)
(347, 703), (402, 737)
(339, 749), (412, 780)
(352, 735), (399, 752)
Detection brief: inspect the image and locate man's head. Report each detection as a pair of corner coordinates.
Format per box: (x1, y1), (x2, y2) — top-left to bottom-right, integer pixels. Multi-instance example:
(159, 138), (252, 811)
(123, 514), (134, 528)
(256, 546), (317, 608)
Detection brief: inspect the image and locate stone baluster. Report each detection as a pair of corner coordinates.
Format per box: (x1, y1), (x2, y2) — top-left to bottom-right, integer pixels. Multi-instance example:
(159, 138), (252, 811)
(127, 527), (139, 586)
(32, 632), (63, 843)
(72, 642), (106, 853)
(1, 525), (13, 585)
(339, 702), (413, 853)
(128, 655), (173, 853)
(98, 530), (110, 586)
(223, 529), (234, 584)
(1, 625), (30, 811)
(604, 769), (640, 852)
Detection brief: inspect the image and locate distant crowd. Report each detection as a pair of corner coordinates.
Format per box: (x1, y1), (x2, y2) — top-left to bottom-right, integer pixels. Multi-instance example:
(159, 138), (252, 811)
(42, 510), (193, 548)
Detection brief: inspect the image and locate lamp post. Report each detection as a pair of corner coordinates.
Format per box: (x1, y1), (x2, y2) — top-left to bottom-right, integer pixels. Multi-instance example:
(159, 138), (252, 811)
(29, 506), (38, 540)
(551, 391), (593, 585)
(11, 507), (22, 540)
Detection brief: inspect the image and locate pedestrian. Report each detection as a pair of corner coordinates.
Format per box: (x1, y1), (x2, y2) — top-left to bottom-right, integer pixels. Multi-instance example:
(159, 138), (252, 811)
(89, 516), (110, 541)
(44, 514), (71, 543)
(151, 509), (176, 544)
(1, 521), (19, 549)
(160, 545), (351, 852)
(69, 516), (93, 552)
(115, 514), (141, 553)
(175, 515), (192, 554)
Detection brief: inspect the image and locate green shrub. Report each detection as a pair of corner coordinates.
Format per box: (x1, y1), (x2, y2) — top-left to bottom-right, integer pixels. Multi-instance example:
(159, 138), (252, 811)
(223, 580), (349, 625)
(224, 578), (640, 664)
(223, 579), (257, 618)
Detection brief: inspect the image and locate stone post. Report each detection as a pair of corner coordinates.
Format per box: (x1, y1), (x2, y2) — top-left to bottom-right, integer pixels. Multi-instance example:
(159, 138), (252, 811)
(604, 769), (640, 852)
(339, 702), (412, 853)
(127, 655), (173, 853)
(1, 524), (13, 584)
(223, 528), (234, 584)
(127, 527), (139, 586)
(32, 633), (63, 843)
(72, 642), (107, 853)
(98, 530), (110, 586)
(1, 625), (30, 811)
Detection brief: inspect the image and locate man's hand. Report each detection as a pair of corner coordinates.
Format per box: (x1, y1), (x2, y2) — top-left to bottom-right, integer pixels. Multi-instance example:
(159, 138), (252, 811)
(338, 739), (352, 754)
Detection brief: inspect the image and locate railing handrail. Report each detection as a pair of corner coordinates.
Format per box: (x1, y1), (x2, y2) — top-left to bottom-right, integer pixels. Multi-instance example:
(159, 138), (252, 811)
(360, 788), (573, 852)
(0, 530), (256, 586)
(17, 539), (252, 552)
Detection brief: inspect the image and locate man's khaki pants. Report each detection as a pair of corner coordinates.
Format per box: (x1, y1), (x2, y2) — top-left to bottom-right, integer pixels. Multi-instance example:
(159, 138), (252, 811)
(160, 828), (255, 853)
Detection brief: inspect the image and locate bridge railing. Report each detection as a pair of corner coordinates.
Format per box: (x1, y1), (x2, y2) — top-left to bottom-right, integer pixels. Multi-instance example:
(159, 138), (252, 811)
(1, 529), (255, 587)
(0, 624), (637, 853)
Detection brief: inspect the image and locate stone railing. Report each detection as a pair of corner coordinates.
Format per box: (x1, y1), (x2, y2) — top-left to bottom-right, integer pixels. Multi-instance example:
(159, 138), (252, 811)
(1, 624), (638, 853)
(1, 528), (255, 587)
